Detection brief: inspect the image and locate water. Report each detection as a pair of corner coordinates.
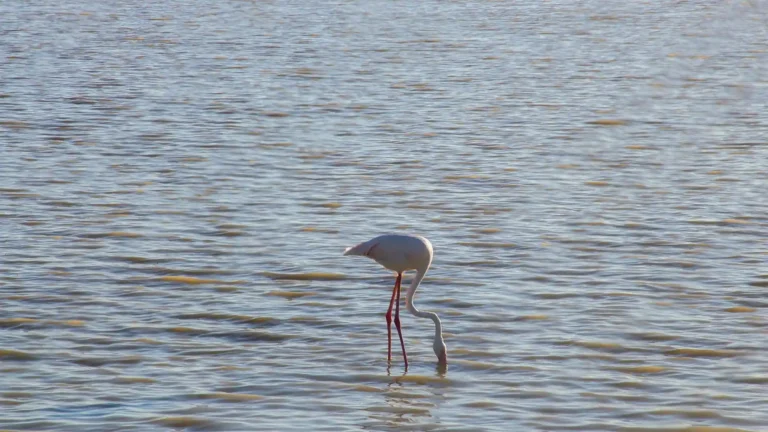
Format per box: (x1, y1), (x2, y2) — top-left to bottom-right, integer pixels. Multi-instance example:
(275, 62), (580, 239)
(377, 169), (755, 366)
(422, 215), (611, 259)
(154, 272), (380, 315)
(2, 0), (768, 430)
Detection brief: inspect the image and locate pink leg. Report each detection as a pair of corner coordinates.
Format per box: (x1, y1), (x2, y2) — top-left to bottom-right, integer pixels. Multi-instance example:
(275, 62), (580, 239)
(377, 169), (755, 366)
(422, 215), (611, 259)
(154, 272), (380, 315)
(394, 274), (408, 368)
(385, 273), (401, 362)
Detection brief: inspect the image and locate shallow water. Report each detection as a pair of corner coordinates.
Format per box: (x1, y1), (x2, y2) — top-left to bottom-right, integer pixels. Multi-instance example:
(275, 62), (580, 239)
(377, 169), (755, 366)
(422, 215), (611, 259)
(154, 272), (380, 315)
(2, 0), (768, 431)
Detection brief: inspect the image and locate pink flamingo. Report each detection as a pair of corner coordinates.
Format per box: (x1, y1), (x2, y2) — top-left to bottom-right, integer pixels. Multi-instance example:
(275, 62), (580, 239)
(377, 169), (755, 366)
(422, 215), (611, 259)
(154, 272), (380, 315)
(344, 234), (447, 368)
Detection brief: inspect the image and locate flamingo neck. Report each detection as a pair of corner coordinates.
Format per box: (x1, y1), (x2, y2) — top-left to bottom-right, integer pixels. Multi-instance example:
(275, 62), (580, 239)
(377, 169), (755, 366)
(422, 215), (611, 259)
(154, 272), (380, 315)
(405, 267), (447, 363)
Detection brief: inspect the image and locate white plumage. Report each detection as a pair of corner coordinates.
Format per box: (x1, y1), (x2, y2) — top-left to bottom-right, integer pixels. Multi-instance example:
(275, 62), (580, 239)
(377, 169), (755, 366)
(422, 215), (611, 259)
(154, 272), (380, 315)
(344, 234), (446, 367)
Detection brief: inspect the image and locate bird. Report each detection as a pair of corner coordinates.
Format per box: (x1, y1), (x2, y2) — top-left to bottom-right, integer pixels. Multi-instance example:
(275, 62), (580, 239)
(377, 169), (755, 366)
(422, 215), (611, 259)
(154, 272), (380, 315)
(343, 233), (447, 368)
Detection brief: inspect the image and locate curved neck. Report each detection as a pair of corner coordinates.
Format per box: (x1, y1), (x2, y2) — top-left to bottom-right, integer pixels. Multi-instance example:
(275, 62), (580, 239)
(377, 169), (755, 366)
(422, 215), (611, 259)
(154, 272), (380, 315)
(405, 267), (444, 348)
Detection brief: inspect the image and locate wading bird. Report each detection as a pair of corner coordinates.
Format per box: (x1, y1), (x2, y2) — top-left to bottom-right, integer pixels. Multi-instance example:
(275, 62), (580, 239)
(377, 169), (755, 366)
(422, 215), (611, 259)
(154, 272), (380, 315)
(344, 234), (447, 368)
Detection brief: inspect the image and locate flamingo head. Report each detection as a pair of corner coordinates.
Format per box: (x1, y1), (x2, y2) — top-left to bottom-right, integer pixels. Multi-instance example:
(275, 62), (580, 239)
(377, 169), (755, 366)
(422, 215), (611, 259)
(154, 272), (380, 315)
(434, 338), (447, 365)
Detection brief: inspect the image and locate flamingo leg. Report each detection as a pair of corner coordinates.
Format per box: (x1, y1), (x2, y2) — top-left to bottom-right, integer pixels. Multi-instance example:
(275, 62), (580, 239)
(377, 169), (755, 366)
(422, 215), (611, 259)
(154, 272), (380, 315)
(394, 274), (408, 368)
(385, 273), (401, 362)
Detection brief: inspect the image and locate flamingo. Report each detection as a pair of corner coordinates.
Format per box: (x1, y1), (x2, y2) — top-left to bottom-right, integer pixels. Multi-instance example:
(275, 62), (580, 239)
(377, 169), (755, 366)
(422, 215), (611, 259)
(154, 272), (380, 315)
(343, 234), (447, 368)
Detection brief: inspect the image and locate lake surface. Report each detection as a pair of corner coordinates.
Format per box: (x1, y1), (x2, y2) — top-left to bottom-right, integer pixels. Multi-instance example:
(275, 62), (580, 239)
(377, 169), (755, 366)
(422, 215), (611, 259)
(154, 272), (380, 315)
(2, 1), (768, 431)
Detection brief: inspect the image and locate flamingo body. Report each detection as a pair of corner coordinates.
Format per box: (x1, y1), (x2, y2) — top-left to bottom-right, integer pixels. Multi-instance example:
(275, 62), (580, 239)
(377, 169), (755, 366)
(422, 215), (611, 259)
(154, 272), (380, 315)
(344, 234), (447, 367)
(344, 234), (432, 273)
